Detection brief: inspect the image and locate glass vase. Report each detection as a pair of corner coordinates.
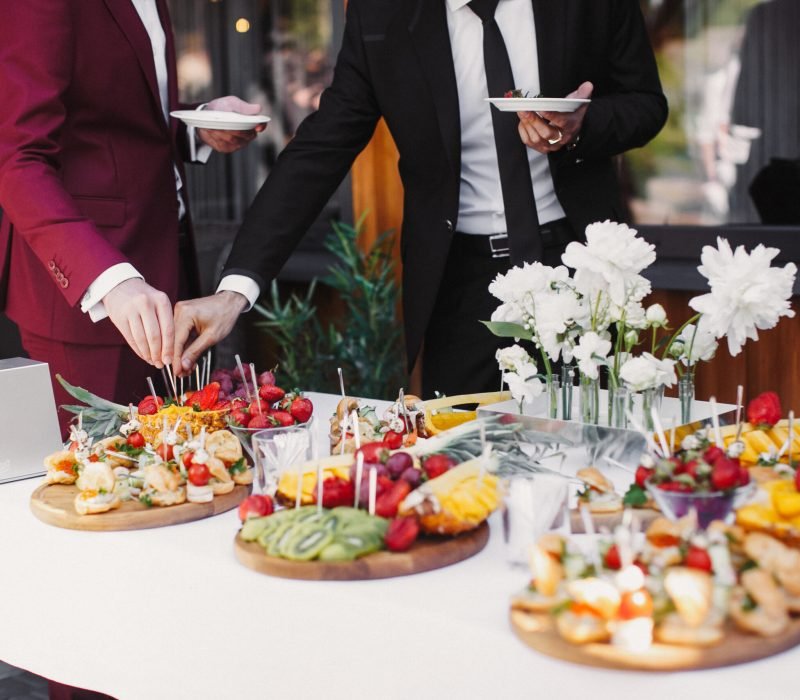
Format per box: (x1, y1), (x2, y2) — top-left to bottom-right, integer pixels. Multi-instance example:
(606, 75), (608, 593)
(546, 375), (560, 419)
(580, 373), (600, 425)
(679, 374), (695, 425)
(641, 386), (665, 432)
(560, 365), (574, 420)
(609, 385), (631, 429)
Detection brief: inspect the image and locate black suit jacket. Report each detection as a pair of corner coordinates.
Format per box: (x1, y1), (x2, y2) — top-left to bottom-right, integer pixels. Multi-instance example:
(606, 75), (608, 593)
(224, 0), (667, 368)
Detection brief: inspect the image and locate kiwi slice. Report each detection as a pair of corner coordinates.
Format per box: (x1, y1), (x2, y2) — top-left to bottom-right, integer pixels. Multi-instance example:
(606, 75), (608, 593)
(281, 523), (334, 561)
(240, 516), (272, 542)
(318, 542), (358, 562)
(266, 522), (298, 557)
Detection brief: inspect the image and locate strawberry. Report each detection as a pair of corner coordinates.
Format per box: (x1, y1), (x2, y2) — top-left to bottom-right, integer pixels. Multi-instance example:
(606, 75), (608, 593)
(658, 481), (692, 493)
(269, 410), (295, 427)
(210, 400), (230, 411)
(317, 477), (355, 508)
(258, 385), (285, 403)
(230, 409), (250, 427)
(247, 414), (271, 430)
(685, 546), (713, 572)
(375, 480), (412, 519)
(423, 454), (455, 480)
(194, 382), (220, 411)
(604, 544), (621, 570)
(248, 399), (270, 416)
(739, 466), (751, 487)
(682, 459), (701, 480)
(746, 391), (782, 429)
(289, 396), (313, 423)
(357, 442), (390, 465)
(795, 468), (800, 493)
(385, 516), (420, 552)
(635, 466), (654, 488)
(238, 494), (274, 521)
(711, 457), (740, 491)
(703, 445), (725, 464)
(137, 395), (163, 416)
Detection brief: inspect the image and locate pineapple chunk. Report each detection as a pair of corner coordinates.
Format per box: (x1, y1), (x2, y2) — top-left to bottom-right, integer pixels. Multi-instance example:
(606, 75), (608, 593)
(773, 491), (800, 519)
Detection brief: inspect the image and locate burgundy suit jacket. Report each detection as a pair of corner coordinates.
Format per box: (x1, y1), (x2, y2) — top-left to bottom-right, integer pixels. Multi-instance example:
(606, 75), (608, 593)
(0, 0), (197, 344)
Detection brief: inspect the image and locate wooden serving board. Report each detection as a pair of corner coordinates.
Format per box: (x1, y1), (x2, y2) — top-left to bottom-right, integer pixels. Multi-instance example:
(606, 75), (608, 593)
(234, 522), (489, 581)
(569, 507), (660, 533)
(510, 608), (800, 671)
(30, 482), (250, 531)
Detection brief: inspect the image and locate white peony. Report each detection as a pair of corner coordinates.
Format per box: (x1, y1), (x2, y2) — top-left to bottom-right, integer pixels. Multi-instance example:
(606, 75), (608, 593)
(488, 262), (564, 304)
(675, 319), (718, 365)
(490, 302), (525, 326)
(619, 352), (677, 391)
(689, 237), (796, 356)
(495, 345), (537, 379)
(572, 331), (612, 380)
(561, 221), (656, 307)
(503, 371), (544, 406)
(645, 303), (668, 328)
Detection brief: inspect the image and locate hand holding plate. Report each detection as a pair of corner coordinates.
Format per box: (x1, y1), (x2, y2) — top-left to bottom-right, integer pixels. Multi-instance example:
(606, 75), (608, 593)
(197, 96), (267, 153)
(521, 81), (593, 153)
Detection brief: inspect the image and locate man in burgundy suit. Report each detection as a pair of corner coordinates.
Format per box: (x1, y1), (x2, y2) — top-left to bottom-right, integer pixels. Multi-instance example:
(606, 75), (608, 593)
(0, 0), (264, 435)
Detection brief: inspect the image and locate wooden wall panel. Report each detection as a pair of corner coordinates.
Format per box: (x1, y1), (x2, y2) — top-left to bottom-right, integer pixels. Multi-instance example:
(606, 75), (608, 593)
(647, 290), (800, 413)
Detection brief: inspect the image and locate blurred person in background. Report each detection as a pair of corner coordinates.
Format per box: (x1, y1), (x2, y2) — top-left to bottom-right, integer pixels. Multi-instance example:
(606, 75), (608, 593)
(0, 0), (265, 439)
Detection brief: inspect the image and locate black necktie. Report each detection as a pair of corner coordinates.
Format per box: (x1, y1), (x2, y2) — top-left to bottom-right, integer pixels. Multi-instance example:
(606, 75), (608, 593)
(468, 0), (542, 264)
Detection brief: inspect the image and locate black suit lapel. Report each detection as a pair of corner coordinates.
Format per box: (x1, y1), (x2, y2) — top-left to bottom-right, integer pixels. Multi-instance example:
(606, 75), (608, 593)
(408, 0), (461, 178)
(531, 0), (569, 98)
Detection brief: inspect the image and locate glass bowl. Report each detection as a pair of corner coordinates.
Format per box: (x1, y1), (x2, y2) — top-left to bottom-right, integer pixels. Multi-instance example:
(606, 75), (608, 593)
(227, 417), (315, 464)
(645, 479), (756, 528)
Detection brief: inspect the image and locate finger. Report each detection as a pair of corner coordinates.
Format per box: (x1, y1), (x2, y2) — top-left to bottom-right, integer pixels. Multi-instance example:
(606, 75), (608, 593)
(154, 295), (174, 367)
(127, 314), (152, 364)
(181, 332), (216, 375)
(566, 81), (594, 100)
(172, 303), (196, 375)
(138, 300), (165, 369)
(228, 97), (262, 115)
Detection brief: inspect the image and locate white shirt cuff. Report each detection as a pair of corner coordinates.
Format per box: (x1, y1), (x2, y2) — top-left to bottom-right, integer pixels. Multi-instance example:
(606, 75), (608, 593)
(188, 103), (213, 163)
(80, 263), (143, 322)
(216, 275), (260, 311)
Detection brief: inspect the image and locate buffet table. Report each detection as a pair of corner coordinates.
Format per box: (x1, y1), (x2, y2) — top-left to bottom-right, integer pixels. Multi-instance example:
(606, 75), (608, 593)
(0, 393), (797, 700)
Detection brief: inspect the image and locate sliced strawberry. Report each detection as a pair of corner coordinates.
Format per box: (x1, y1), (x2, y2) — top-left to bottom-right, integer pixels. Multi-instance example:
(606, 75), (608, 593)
(385, 516), (420, 552)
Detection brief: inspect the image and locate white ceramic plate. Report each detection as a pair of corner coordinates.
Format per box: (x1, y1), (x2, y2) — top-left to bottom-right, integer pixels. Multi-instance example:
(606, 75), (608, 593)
(485, 97), (590, 113)
(170, 110), (271, 131)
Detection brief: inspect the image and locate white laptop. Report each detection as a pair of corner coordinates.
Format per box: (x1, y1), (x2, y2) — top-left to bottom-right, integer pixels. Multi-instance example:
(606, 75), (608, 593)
(0, 358), (63, 483)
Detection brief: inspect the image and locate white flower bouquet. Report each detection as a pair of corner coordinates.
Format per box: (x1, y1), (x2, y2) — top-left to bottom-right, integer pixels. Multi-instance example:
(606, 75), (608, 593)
(484, 221), (796, 426)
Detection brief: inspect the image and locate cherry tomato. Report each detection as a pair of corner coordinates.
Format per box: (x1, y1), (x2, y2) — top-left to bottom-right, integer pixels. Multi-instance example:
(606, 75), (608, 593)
(604, 544), (622, 570)
(187, 463), (211, 487)
(157, 443), (174, 462)
(126, 431), (145, 449)
(685, 545), (713, 573)
(383, 430), (404, 450)
(182, 451), (195, 469)
(619, 589), (654, 620)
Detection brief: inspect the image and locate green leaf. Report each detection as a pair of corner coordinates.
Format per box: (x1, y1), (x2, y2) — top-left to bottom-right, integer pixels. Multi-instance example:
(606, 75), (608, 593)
(622, 484), (649, 507)
(480, 321), (532, 341)
(56, 375), (129, 412)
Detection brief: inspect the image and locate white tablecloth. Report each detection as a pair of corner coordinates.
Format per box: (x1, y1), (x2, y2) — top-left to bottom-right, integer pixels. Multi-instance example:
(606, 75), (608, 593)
(0, 393), (796, 699)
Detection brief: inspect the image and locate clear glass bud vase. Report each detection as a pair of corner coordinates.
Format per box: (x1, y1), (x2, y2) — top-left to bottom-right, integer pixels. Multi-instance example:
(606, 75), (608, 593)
(546, 375), (560, 419)
(560, 365), (574, 420)
(641, 385), (665, 431)
(609, 385), (631, 429)
(678, 374), (695, 425)
(580, 373), (600, 425)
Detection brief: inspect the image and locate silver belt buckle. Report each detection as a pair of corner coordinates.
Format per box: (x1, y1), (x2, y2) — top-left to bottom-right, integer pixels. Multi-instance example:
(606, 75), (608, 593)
(489, 233), (510, 258)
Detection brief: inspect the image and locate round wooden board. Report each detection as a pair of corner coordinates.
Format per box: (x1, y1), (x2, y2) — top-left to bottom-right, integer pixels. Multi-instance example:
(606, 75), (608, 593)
(234, 522), (490, 580)
(509, 608), (800, 671)
(30, 482), (250, 531)
(569, 507), (660, 533)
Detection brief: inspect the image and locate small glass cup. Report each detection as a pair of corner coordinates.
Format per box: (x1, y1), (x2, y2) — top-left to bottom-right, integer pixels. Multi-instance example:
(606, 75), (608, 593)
(252, 420), (315, 495)
(502, 472), (571, 567)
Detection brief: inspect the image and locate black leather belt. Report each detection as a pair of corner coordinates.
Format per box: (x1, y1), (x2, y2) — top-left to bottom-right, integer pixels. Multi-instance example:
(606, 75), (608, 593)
(453, 218), (574, 259)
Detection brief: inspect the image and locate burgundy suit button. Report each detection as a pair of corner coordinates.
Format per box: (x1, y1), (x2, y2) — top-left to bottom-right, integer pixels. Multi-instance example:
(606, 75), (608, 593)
(61, 278), (69, 289)
(48, 260), (56, 270)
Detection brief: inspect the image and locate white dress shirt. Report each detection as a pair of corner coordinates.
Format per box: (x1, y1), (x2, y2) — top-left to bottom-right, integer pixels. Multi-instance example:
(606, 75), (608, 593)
(80, 0), (211, 321)
(218, 0), (568, 311)
(446, 0), (565, 234)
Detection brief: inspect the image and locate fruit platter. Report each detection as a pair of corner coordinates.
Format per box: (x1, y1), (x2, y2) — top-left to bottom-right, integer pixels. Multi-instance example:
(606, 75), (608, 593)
(509, 512), (800, 671)
(234, 413), (546, 580)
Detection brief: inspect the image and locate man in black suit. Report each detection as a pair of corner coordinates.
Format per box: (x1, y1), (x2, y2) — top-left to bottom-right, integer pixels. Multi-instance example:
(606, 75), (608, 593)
(172, 0), (667, 396)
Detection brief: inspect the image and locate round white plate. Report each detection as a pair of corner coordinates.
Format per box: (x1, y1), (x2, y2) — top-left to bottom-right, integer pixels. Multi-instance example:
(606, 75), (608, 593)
(170, 110), (271, 131)
(485, 97), (590, 113)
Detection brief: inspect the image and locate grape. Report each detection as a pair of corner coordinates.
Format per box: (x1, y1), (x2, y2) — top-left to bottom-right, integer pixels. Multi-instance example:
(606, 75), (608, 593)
(258, 370), (275, 386)
(400, 467), (422, 488)
(385, 452), (413, 479)
(211, 369), (233, 383)
(349, 461), (388, 482)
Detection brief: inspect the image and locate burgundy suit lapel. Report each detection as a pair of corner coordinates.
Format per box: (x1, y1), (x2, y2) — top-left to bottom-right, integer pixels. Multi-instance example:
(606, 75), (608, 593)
(102, 0), (164, 123)
(155, 0), (180, 140)
(408, 0), (461, 180)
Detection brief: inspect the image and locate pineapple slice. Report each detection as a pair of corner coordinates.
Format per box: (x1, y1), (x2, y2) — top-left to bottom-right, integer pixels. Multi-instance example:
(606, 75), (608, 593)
(419, 391), (510, 436)
(399, 456), (501, 534)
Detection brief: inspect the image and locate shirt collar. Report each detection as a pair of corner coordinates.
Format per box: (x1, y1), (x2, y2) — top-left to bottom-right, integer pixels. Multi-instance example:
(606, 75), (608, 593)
(447, 0), (474, 12)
